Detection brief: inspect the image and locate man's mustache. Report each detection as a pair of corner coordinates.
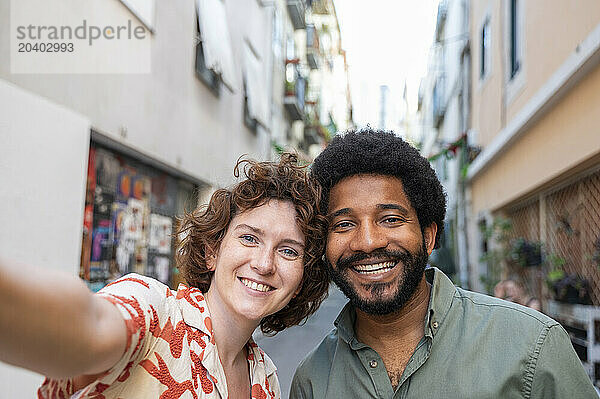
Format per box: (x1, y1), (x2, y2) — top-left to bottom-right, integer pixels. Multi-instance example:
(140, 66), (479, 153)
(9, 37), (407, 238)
(335, 248), (413, 270)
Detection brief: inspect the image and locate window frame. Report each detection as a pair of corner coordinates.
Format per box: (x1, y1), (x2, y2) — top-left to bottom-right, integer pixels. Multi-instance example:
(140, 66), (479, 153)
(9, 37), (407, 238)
(503, 0), (526, 104)
(480, 17), (491, 80)
(194, 15), (221, 97)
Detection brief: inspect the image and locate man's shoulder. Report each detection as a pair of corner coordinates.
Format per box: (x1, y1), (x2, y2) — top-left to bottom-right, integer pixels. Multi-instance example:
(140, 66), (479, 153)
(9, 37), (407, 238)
(294, 327), (340, 378)
(453, 286), (559, 329)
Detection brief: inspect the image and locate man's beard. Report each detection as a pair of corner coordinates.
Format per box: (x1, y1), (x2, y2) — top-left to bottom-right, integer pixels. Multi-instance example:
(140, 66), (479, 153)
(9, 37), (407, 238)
(327, 241), (429, 316)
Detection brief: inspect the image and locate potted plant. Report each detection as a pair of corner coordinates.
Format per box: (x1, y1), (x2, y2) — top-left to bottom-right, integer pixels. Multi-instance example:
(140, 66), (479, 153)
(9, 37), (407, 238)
(545, 254), (591, 305)
(552, 274), (592, 305)
(509, 238), (542, 267)
(285, 80), (295, 96)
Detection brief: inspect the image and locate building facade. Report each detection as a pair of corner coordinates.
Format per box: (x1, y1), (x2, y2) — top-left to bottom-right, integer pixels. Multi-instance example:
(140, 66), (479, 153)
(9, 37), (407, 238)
(277, 0), (353, 159)
(0, 0), (349, 395)
(419, 0), (471, 287)
(466, 0), (600, 384)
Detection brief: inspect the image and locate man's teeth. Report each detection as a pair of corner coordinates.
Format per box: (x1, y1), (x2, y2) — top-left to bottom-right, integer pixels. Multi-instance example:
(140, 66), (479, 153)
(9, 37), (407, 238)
(353, 261), (396, 275)
(240, 278), (272, 292)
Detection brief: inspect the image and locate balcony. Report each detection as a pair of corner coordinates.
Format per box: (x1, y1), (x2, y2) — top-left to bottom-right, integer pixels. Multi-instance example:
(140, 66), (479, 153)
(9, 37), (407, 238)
(287, 0), (306, 30)
(306, 24), (320, 69)
(284, 64), (306, 120)
(310, 0), (333, 15)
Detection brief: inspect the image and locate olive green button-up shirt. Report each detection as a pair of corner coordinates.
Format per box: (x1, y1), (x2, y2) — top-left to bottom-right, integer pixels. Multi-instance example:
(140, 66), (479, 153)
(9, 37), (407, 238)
(291, 268), (597, 398)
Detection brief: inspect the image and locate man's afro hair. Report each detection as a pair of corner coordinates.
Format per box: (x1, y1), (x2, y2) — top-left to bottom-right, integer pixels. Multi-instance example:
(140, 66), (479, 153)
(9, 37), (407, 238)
(311, 127), (447, 249)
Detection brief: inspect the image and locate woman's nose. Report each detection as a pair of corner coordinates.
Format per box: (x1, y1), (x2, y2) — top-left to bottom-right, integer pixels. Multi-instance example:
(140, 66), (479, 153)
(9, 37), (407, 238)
(251, 250), (276, 274)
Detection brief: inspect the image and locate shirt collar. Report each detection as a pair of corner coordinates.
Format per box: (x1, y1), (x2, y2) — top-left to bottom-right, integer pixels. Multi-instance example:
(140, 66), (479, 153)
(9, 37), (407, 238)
(333, 267), (456, 344)
(333, 301), (356, 346)
(422, 267), (455, 338)
(175, 283), (214, 336)
(247, 341), (278, 377)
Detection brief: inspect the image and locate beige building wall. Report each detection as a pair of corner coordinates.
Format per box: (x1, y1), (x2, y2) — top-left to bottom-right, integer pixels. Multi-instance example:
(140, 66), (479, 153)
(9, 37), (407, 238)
(470, 0), (504, 148)
(506, 1), (600, 123)
(467, 1), (600, 292)
(470, 0), (600, 148)
(471, 64), (600, 215)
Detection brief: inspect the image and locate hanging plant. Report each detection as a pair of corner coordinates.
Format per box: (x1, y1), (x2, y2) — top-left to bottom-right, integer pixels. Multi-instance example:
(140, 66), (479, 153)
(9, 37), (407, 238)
(552, 274), (592, 305)
(545, 254), (591, 305)
(509, 238), (542, 267)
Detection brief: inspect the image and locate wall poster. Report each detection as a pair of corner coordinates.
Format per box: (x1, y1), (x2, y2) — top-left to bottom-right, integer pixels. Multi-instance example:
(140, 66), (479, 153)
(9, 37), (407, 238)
(80, 143), (198, 290)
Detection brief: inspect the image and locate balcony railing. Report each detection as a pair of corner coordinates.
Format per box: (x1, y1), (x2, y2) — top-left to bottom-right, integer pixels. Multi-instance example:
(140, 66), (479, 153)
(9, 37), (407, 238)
(284, 64), (306, 120)
(306, 24), (319, 69)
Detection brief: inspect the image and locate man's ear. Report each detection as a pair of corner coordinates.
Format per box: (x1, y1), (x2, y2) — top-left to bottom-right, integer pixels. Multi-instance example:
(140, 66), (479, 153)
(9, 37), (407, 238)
(423, 222), (438, 255)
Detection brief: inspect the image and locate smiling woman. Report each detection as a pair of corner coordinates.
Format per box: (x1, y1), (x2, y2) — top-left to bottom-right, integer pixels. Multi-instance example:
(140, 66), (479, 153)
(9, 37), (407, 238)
(0, 153), (329, 399)
(176, 154), (329, 334)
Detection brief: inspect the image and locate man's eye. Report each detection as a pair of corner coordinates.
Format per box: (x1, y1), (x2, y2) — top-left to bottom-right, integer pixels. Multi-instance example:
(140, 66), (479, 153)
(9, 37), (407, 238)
(383, 216), (406, 224)
(240, 235), (258, 244)
(333, 221), (353, 230)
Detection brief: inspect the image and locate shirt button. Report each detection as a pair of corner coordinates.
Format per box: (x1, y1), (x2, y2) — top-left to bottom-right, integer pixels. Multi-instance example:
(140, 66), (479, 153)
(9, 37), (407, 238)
(369, 359), (378, 368)
(432, 321), (439, 329)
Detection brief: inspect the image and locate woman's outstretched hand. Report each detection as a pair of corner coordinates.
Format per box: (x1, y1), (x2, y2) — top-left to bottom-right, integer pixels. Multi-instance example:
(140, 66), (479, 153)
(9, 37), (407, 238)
(0, 257), (127, 379)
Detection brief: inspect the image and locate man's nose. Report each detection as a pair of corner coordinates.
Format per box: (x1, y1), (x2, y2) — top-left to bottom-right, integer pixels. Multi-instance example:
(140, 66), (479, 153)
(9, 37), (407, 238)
(251, 249), (276, 275)
(349, 223), (387, 253)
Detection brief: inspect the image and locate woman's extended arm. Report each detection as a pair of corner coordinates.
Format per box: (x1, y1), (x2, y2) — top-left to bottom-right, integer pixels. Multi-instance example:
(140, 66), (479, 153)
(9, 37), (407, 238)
(0, 257), (127, 378)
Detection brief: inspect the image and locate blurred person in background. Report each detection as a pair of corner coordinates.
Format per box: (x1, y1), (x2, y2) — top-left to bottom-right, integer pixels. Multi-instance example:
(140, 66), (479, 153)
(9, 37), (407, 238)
(494, 279), (542, 312)
(0, 154), (329, 399)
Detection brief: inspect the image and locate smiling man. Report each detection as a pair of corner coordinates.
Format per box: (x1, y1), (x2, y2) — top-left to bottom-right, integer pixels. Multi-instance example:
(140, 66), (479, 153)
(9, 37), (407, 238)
(290, 128), (596, 398)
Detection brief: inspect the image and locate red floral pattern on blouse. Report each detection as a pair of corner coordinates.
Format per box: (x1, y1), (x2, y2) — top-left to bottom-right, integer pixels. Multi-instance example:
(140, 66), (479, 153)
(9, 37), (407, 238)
(38, 274), (280, 399)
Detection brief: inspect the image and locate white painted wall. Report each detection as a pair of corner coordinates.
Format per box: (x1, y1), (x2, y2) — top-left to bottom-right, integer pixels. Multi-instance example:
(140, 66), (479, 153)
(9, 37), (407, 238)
(0, 0), (273, 188)
(0, 79), (91, 398)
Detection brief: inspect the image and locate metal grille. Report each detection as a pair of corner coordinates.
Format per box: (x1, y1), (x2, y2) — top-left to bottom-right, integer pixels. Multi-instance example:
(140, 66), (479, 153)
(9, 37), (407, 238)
(505, 200), (540, 300)
(508, 200), (539, 242)
(504, 168), (600, 305)
(579, 172), (600, 303)
(546, 182), (584, 276)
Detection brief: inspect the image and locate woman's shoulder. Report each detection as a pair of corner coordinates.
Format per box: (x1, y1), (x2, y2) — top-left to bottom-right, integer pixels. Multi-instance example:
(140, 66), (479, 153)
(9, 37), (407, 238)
(98, 273), (175, 302)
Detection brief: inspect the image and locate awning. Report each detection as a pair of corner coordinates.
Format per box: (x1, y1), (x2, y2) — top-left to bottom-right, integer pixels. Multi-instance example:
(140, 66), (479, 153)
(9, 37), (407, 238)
(243, 44), (270, 128)
(196, 0), (238, 92)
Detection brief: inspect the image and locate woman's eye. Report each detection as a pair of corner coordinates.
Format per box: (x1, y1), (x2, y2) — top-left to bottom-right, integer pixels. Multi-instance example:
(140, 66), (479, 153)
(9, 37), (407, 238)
(280, 248), (299, 258)
(240, 235), (258, 244)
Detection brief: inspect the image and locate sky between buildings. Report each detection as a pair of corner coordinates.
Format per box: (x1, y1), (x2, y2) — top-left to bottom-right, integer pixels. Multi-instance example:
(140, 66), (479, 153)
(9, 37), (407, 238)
(334, 0), (439, 134)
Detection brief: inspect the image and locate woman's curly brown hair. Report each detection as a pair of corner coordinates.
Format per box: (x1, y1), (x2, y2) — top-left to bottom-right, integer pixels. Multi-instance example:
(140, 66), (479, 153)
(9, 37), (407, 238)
(175, 153), (329, 334)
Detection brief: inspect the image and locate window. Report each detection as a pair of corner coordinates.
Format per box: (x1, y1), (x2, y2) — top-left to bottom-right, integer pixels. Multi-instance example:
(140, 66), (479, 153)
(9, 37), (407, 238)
(509, 0), (520, 79)
(195, 0), (239, 94)
(504, 0), (525, 102)
(480, 18), (490, 79)
(195, 15), (220, 96)
(243, 43), (269, 130)
(478, 218), (489, 254)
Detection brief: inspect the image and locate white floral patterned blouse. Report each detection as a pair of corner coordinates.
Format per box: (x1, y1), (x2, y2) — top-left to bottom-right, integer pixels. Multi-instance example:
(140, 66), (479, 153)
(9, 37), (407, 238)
(38, 274), (280, 399)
